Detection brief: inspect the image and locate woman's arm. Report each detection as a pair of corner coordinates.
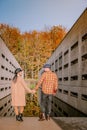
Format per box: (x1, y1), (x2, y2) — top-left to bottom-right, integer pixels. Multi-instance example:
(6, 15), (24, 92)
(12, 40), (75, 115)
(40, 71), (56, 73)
(20, 77), (32, 93)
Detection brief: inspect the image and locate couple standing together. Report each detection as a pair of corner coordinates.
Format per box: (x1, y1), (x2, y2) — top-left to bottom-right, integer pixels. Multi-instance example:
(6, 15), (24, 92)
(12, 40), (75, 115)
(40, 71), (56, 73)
(11, 64), (58, 121)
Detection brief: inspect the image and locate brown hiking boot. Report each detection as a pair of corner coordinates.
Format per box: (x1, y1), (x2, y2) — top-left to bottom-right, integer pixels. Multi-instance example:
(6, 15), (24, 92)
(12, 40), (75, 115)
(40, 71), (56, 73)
(38, 113), (45, 121)
(46, 114), (50, 121)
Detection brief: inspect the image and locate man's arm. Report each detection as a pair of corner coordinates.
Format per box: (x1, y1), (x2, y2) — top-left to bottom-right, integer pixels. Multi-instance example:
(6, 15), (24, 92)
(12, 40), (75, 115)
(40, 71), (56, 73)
(34, 73), (45, 91)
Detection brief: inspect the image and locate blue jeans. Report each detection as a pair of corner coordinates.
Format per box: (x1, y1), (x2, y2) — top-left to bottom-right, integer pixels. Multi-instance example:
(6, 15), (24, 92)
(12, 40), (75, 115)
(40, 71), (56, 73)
(40, 92), (52, 115)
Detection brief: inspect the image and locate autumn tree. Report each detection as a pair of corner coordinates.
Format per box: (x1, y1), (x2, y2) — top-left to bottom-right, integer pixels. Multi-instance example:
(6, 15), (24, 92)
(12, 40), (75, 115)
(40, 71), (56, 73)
(0, 24), (22, 55)
(0, 23), (67, 79)
(49, 25), (66, 51)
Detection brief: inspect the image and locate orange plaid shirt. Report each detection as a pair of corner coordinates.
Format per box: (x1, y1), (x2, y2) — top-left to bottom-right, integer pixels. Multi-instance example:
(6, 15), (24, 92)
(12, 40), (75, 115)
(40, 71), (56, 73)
(35, 71), (58, 94)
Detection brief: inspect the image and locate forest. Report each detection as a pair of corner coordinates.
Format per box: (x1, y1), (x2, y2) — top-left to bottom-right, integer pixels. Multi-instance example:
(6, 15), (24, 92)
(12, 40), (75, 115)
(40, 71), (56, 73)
(0, 24), (67, 79)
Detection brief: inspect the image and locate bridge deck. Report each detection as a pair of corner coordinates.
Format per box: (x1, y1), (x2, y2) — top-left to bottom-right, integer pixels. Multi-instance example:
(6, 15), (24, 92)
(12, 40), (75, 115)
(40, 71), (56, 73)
(0, 117), (87, 130)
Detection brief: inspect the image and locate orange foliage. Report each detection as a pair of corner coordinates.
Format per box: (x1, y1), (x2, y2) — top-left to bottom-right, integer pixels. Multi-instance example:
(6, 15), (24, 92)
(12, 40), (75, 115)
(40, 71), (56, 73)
(0, 24), (67, 78)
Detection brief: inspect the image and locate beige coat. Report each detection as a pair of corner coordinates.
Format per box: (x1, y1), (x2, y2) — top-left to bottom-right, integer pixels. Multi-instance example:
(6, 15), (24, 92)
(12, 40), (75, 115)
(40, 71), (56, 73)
(11, 76), (31, 106)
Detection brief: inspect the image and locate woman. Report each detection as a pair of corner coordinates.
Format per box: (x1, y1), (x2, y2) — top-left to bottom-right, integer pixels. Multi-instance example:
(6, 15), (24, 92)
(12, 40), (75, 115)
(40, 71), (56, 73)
(11, 68), (34, 121)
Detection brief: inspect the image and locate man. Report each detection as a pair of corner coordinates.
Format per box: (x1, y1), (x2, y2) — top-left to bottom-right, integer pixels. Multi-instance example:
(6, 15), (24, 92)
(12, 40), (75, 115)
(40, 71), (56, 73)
(34, 64), (58, 121)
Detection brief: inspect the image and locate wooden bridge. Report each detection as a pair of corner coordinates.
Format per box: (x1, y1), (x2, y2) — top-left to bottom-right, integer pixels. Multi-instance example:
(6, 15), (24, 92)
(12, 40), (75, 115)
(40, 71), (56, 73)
(0, 117), (87, 130)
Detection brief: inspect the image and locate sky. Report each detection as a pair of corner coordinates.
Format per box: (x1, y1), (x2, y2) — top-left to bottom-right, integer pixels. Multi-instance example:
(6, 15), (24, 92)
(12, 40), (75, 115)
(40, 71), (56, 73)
(0, 0), (87, 33)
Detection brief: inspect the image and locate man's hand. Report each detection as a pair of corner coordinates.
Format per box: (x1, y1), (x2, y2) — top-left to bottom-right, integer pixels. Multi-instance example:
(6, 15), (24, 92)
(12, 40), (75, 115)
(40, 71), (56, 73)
(53, 89), (57, 96)
(32, 89), (36, 94)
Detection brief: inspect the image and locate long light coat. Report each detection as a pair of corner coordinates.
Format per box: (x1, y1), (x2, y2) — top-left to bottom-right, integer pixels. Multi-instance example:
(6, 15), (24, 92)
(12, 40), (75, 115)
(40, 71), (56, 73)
(11, 76), (31, 106)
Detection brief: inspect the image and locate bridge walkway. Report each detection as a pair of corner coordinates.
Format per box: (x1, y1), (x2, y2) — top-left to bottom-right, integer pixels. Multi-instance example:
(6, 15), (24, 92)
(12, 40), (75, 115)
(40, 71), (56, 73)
(0, 117), (87, 130)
